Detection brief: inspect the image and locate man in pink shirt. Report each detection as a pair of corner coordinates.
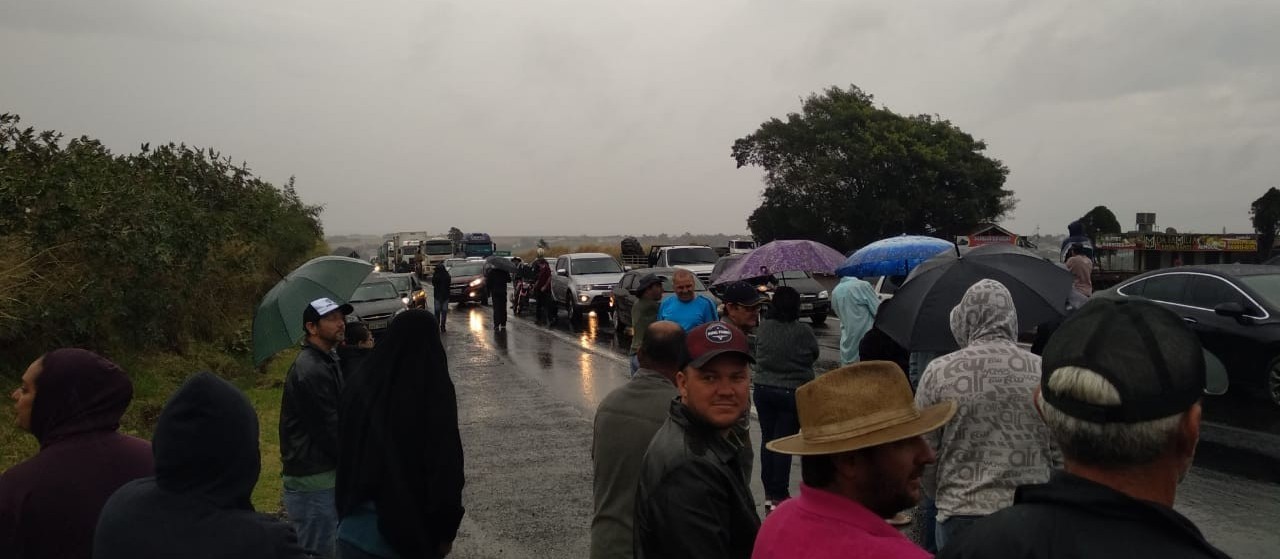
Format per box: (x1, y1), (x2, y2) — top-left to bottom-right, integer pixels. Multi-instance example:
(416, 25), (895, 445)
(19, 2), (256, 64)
(752, 361), (956, 559)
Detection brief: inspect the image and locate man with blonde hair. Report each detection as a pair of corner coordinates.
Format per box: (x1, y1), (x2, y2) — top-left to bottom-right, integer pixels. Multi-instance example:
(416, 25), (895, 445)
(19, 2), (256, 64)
(939, 298), (1230, 558)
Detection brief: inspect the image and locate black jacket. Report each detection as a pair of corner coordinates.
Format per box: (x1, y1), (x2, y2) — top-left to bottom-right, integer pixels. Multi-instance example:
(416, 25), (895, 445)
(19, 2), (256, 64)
(336, 345), (373, 383)
(634, 399), (759, 559)
(431, 265), (451, 293)
(485, 267), (511, 290)
(94, 372), (308, 559)
(280, 344), (344, 476)
(938, 471), (1231, 559)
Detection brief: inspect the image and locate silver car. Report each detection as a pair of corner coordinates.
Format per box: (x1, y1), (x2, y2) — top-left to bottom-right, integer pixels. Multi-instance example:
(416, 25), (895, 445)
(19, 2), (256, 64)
(551, 253), (625, 322)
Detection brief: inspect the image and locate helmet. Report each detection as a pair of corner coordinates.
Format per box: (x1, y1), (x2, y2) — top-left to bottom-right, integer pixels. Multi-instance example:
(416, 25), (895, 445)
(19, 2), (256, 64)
(536, 247), (546, 257)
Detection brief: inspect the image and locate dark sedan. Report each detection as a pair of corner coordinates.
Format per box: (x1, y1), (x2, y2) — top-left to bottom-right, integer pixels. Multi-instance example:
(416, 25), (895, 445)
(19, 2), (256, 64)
(376, 272), (427, 309)
(707, 267), (831, 325)
(348, 277), (407, 336)
(611, 268), (717, 335)
(1094, 264), (1280, 406)
(446, 261), (489, 305)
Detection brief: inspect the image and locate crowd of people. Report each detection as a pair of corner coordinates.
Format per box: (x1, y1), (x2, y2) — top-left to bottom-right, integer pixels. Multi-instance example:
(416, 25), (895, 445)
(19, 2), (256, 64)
(0, 238), (1232, 559)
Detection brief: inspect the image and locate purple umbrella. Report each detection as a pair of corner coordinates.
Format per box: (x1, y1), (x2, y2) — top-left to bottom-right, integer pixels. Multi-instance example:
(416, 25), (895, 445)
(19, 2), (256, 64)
(713, 240), (846, 284)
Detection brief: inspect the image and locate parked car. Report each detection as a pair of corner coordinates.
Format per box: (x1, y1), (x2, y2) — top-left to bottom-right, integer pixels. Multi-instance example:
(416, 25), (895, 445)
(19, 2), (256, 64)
(552, 253), (624, 322)
(376, 272), (427, 309)
(1094, 264), (1280, 406)
(611, 267), (719, 335)
(348, 277), (407, 336)
(446, 261), (489, 305)
(706, 266), (831, 325)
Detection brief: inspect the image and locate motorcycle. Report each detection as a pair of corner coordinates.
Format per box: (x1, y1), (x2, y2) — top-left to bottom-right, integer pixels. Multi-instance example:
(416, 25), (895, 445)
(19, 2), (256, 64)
(510, 263), (535, 315)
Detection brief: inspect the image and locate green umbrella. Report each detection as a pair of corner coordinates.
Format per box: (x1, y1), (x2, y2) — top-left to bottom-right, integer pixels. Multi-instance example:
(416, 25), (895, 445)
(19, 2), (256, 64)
(253, 256), (373, 365)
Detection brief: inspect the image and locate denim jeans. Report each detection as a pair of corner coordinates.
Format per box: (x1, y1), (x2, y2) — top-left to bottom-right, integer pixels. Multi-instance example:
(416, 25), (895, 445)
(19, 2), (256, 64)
(283, 487), (338, 558)
(753, 384), (800, 501)
(919, 496), (938, 553)
(434, 296), (448, 327)
(629, 354), (640, 377)
(936, 514), (984, 550)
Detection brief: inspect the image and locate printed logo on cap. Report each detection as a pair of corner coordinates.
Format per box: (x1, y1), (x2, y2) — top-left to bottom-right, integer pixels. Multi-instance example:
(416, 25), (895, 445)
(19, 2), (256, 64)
(705, 323), (733, 344)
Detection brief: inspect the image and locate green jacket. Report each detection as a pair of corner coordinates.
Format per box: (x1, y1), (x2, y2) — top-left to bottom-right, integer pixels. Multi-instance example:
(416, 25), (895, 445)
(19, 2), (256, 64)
(590, 369), (678, 559)
(630, 297), (660, 354)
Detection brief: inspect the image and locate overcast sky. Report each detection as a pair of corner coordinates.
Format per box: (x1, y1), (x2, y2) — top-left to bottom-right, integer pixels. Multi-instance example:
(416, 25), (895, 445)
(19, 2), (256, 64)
(3, 0), (1277, 238)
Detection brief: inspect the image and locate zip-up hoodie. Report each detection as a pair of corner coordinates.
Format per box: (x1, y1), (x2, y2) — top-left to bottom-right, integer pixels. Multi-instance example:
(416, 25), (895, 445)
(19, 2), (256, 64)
(914, 279), (1061, 522)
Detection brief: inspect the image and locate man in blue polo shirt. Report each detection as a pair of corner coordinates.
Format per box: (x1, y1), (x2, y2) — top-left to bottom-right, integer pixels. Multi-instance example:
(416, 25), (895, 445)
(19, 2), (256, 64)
(657, 268), (718, 332)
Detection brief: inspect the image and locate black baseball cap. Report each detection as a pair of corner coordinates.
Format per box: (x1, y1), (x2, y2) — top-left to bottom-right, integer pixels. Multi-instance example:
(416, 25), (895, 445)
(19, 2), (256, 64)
(632, 273), (664, 296)
(722, 281), (767, 306)
(302, 297), (354, 324)
(1041, 298), (1228, 424)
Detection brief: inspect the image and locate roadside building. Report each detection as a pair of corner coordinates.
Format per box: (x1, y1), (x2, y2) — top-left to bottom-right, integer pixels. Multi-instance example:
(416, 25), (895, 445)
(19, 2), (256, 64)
(954, 224), (1038, 250)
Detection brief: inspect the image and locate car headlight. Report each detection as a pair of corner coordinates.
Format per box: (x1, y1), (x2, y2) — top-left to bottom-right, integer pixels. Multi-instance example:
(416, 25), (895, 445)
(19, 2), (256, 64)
(469, 278), (484, 287)
(579, 294), (590, 303)
(818, 290), (829, 299)
(401, 297), (411, 306)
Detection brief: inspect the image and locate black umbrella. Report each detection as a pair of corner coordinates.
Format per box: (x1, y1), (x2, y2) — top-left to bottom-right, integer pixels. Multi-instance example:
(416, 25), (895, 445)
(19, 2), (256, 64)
(876, 244), (1073, 352)
(484, 255), (519, 274)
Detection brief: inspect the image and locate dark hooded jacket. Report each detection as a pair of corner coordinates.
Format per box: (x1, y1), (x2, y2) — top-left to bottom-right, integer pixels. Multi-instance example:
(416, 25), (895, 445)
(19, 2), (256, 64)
(93, 372), (308, 559)
(431, 263), (451, 295)
(337, 310), (465, 558)
(0, 349), (153, 559)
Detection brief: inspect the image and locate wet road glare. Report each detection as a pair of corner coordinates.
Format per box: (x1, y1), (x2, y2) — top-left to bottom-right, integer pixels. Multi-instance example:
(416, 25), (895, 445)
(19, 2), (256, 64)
(440, 299), (1279, 558)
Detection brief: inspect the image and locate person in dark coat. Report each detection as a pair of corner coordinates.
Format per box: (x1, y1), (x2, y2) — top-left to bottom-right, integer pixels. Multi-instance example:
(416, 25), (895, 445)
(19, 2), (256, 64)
(337, 322), (375, 382)
(431, 263), (452, 332)
(938, 299), (1231, 559)
(485, 265), (512, 330)
(94, 371), (308, 559)
(0, 349), (154, 559)
(336, 309), (465, 559)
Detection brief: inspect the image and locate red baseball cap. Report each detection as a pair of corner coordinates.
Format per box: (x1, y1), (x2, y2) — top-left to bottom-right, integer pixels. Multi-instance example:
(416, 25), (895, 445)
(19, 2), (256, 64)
(685, 321), (755, 368)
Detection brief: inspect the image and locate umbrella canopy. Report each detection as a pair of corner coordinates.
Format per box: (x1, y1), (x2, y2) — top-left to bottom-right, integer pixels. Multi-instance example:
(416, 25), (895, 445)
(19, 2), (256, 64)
(253, 256), (373, 365)
(713, 240), (845, 284)
(484, 255), (519, 273)
(835, 235), (954, 278)
(875, 244), (1073, 352)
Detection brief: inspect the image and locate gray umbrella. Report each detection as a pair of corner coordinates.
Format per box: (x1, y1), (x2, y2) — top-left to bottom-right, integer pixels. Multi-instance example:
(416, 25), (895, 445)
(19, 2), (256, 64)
(876, 244), (1073, 352)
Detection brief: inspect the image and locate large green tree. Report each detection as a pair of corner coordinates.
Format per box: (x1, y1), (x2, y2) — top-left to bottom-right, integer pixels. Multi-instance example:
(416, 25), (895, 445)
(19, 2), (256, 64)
(1078, 205), (1122, 245)
(1251, 187), (1280, 259)
(733, 85), (1015, 252)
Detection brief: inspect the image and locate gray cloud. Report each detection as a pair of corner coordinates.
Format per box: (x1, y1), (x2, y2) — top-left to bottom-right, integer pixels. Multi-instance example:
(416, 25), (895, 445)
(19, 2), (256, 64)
(1, 0), (1275, 238)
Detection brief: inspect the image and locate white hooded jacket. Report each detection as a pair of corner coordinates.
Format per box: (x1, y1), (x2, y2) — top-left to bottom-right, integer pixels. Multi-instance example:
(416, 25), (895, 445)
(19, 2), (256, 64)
(914, 279), (1062, 522)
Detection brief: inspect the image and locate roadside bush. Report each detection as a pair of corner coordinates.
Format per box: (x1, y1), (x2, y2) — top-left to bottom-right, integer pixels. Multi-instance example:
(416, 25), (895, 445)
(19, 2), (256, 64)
(0, 113), (324, 370)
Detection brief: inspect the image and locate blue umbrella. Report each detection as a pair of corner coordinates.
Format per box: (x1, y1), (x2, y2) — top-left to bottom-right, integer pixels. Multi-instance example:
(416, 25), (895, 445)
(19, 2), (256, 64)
(835, 235), (955, 278)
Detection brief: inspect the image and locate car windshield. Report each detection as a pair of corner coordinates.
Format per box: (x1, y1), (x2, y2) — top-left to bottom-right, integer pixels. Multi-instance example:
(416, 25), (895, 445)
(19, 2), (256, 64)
(1239, 274), (1280, 309)
(384, 276), (411, 291)
(424, 243), (453, 255)
(451, 263), (484, 276)
(667, 247), (718, 265)
(572, 258), (622, 275)
(351, 282), (399, 302)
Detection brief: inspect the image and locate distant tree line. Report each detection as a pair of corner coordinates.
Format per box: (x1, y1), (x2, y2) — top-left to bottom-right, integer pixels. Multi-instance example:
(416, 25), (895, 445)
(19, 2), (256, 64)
(0, 113), (324, 364)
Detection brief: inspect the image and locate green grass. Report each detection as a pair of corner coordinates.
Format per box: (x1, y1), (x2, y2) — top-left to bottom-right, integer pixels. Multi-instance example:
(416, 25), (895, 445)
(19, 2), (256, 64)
(0, 345), (297, 512)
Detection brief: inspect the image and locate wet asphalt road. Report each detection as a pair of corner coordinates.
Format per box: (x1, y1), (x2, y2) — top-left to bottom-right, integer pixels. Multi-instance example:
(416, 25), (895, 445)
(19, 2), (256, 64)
(439, 298), (1278, 558)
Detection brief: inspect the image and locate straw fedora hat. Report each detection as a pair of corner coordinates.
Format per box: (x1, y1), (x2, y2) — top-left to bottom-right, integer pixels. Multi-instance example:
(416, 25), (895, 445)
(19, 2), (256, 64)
(767, 361), (956, 456)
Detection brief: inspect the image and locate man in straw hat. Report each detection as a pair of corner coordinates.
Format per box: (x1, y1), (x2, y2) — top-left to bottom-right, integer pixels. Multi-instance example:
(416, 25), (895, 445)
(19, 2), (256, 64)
(633, 321), (759, 559)
(938, 298), (1230, 559)
(752, 361), (956, 559)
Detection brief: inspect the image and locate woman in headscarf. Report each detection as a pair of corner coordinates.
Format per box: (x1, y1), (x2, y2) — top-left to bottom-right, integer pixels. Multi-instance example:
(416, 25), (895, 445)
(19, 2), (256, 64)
(0, 349), (153, 559)
(337, 309), (465, 559)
